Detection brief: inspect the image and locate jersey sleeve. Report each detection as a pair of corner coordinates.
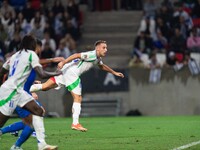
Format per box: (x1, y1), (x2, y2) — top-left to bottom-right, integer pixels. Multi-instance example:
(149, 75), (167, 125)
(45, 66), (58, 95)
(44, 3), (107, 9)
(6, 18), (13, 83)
(2, 58), (11, 70)
(31, 52), (42, 68)
(81, 50), (97, 61)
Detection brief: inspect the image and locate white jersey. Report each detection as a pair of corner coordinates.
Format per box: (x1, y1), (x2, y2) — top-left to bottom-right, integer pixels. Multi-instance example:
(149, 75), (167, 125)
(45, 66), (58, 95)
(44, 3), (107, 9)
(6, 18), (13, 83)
(2, 50), (42, 91)
(54, 50), (103, 95)
(61, 50), (103, 76)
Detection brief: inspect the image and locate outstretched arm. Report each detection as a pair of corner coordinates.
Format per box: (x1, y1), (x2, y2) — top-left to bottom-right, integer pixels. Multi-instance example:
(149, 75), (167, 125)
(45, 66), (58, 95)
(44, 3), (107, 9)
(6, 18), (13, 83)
(98, 64), (124, 78)
(39, 57), (65, 65)
(0, 67), (8, 86)
(58, 53), (81, 69)
(34, 66), (62, 79)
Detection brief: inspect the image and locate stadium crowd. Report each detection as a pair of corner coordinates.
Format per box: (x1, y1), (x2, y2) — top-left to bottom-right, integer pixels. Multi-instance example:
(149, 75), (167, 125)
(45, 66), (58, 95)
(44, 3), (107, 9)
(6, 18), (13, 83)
(130, 0), (200, 70)
(0, 0), (82, 68)
(1, 0), (200, 72)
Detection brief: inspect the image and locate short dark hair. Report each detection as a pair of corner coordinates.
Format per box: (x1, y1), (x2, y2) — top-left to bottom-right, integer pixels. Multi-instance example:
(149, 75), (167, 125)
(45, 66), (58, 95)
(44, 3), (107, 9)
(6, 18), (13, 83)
(94, 40), (106, 47)
(19, 35), (36, 51)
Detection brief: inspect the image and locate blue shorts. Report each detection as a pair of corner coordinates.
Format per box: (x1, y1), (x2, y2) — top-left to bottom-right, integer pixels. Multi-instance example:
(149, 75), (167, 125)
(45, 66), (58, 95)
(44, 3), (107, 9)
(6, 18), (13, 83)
(15, 100), (42, 118)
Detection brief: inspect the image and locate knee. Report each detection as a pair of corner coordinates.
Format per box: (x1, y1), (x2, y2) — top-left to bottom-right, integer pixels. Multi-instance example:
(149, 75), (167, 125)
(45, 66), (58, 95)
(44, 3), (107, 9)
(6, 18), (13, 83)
(74, 97), (82, 103)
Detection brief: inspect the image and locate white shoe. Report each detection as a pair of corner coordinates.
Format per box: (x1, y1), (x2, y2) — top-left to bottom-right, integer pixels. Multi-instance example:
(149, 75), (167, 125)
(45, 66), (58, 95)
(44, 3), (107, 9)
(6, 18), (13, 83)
(10, 145), (23, 150)
(38, 144), (58, 150)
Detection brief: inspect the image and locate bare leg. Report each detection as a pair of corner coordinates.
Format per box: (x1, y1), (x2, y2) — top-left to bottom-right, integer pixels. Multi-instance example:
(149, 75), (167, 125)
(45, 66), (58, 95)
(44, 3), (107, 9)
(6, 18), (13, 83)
(42, 78), (58, 91)
(0, 112), (9, 128)
(70, 92), (87, 131)
(71, 91), (82, 103)
(23, 100), (44, 117)
(30, 78), (58, 92)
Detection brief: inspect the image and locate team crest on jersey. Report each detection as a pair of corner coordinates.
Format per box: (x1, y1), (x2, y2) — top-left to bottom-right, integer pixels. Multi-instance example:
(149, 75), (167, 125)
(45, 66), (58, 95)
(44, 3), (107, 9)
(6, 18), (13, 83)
(83, 54), (88, 59)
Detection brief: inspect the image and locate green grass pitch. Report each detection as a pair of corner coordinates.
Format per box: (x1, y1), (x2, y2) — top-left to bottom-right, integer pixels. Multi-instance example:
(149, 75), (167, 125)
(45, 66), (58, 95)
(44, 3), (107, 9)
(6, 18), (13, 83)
(1, 116), (200, 150)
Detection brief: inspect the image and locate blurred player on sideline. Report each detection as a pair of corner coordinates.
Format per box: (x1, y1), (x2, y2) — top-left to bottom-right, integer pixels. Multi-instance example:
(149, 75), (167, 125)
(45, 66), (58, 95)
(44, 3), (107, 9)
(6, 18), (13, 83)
(30, 40), (124, 131)
(0, 36), (62, 150)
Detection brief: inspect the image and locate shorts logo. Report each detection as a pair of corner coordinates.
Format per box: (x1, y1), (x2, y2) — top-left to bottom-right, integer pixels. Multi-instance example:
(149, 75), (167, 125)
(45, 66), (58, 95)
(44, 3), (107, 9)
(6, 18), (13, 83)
(9, 101), (14, 108)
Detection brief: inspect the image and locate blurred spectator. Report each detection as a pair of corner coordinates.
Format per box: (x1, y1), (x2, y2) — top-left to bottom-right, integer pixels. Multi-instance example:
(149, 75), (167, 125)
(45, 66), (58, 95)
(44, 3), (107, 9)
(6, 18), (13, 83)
(41, 41), (54, 59)
(46, 10), (55, 28)
(138, 16), (157, 40)
(43, 21), (55, 39)
(63, 19), (80, 41)
(67, 0), (79, 18)
(66, 0), (80, 30)
(11, 22), (25, 39)
(161, 0), (173, 11)
(180, 0), (196, 9)
(155, 16), (171, 41)
(156, 4), (173, 29)
(179, 15), (190, 39)
(169, 27), (186, 61)
(41, 32), (56, 52)
(146, 51), (162, 69)
(187, 27), (200, 52)
(15, 12), (31, 35)
(1, 11), (15, 40)
(63, 33), (77, 53)
(192, 0), (200, 18)
(184, 51), (195, 64)
(172, 2), (193, 30)
(0, 0), (16, 19)
(54, 12), (64, 43)
(143, 0), (158, 18)
(184, 51), (200, 75)
(30, 10), (45, 32)
(22, 1), (35, 23)
(165, 51), (179, 66)
(147, 51), (162, 83)
(52, 0), (65, 16)
(8, 32), (21, 54)
(30, 19), (44, 40)
(55, 40), (71, 59)
(153, 30), (168, 52)
(131, 31), (154, 61)
(0, 21), (9, 43)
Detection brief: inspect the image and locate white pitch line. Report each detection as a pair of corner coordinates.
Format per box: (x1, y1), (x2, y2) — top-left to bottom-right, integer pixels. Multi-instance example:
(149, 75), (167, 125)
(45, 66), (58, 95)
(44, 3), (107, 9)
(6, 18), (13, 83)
(172, 140), (200, 150)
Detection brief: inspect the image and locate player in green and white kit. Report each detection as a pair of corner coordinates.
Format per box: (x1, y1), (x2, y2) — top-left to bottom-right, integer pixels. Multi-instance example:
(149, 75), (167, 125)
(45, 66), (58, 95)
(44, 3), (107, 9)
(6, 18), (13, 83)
(30, 40), (124, 131)
(0, 35), (61, 128)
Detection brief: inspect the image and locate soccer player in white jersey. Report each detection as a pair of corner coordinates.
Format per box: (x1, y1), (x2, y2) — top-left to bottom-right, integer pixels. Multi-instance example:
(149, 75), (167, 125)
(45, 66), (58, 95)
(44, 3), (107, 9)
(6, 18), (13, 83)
(0, 35), (62, 128)
(30, 40), (124, 131)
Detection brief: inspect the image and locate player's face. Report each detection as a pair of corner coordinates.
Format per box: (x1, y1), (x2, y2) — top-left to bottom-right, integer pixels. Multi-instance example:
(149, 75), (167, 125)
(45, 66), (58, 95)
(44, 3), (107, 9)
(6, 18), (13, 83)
(98, 43), (107, 57)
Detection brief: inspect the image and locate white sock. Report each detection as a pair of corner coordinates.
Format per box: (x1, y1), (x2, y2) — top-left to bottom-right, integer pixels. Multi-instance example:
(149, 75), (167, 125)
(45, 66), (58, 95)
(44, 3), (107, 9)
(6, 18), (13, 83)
(30, 84), (42, 92)
(32, 115), (47, 148)
(72, 102), (81, 125)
